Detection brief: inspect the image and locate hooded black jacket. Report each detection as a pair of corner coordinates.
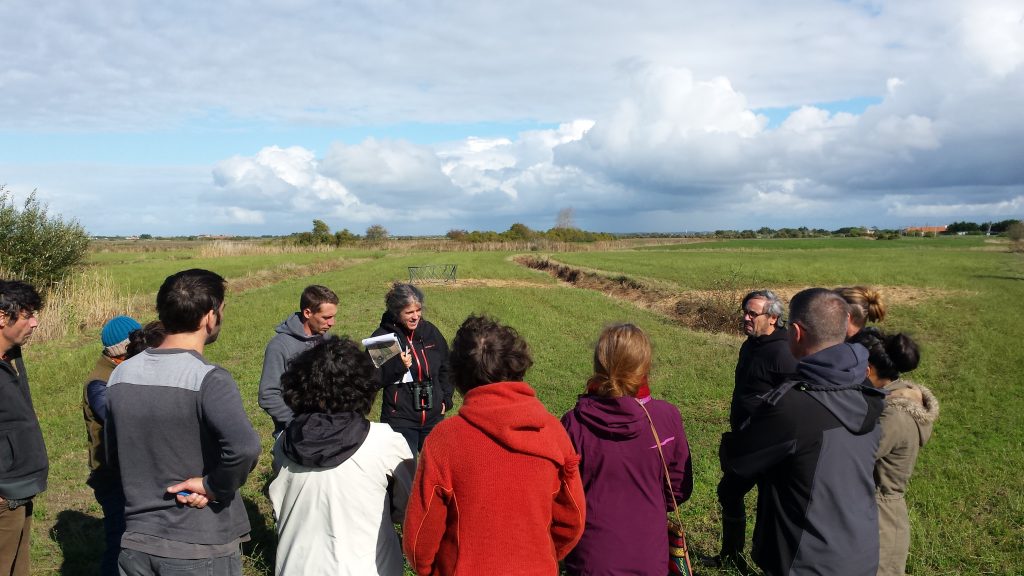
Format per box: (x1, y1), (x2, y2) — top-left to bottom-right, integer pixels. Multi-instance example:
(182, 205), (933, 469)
(722, 342), (886, 576)
(371, 312), (452, 429)
(280, 412), (370, 468)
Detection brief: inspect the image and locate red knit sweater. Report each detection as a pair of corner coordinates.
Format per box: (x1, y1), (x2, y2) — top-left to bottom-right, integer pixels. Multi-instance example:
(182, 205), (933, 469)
(403, 381), (586, 575)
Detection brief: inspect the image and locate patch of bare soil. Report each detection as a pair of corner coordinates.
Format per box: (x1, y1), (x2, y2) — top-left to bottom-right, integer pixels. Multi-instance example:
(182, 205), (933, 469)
(515, 255), (959, 334)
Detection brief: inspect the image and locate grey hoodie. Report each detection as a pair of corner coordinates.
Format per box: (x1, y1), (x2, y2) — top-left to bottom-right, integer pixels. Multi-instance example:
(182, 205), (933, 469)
(723, 341), (886, 576)
(258, 313), (329, 433)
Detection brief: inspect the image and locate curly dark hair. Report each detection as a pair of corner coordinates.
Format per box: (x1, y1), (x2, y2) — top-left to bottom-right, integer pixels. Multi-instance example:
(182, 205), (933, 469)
(282, 337), (377, 415)
(126, 321), (167, 359)
(450, 314), (533, 395)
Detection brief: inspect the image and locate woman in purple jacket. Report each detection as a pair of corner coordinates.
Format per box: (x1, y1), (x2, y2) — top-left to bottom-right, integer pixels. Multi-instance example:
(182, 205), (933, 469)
(562, 323), (693, 575)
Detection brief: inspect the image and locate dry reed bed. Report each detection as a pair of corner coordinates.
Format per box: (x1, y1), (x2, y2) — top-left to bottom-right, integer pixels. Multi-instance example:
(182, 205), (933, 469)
(31, 270), (145, 343)
(197, 241), (336, 258)
(26, 257), (364, 344)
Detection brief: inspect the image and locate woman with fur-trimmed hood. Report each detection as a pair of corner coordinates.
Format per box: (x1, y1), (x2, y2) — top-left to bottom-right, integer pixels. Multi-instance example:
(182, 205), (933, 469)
(851, 328), (940, 576)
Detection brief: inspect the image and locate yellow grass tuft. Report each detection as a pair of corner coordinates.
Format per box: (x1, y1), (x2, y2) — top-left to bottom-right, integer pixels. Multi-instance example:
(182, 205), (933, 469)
(32, 270), (147, 343)
(198, 241), (335, 258)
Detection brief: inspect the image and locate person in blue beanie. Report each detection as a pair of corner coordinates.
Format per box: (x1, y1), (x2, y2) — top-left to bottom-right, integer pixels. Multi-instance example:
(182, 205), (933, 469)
(83, 314), (142, 576)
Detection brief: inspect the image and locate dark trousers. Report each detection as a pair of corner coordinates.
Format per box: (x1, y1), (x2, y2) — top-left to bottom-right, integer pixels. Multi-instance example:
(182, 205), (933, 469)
(118, 547), (242, 576)
(93, 481), (127, 576)
(392, 425), (435, 456)
(717, 470), (757, 521)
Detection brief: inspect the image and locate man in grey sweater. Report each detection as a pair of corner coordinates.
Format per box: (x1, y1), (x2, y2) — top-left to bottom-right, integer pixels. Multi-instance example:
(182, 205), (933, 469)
(258, 285), (338, 435)
(106, 269), (261, 575)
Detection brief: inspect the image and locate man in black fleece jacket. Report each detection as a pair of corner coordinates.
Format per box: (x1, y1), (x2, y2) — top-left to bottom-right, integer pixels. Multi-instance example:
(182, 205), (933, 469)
(106, 269), (260, 575)
(706, 289), (797, 573)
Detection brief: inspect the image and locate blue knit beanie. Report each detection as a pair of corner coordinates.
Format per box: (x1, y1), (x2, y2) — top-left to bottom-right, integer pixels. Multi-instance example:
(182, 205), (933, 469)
(101, 315), (142, 357)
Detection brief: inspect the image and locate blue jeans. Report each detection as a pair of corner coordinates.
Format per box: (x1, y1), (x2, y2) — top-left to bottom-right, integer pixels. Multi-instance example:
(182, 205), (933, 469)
(117, 548), (242, 576)
(93, 481), (126, 576)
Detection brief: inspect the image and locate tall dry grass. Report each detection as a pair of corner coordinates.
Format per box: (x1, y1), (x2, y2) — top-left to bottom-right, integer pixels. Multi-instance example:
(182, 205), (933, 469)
(197, 241), (336, 258)
(89, 239), (199, 253)
(32, 270), (147, 343)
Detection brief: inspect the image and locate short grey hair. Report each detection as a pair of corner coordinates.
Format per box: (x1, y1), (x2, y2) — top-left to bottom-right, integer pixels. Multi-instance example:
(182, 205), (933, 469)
(742, 289), (785, 320)
(385, 282), (425, 318)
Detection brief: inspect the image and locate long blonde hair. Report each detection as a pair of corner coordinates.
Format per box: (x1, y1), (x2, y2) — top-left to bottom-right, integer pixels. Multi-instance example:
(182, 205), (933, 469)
(588, 323), (652, 398)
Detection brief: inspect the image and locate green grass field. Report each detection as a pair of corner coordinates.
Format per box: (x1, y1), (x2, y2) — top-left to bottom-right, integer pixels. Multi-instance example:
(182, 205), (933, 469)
(22, 237), (1024, 574)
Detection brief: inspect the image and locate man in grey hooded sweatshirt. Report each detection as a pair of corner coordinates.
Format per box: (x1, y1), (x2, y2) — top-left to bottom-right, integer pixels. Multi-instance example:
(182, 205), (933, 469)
(721, 288), (886, 576)
(258, 285), (338, 435)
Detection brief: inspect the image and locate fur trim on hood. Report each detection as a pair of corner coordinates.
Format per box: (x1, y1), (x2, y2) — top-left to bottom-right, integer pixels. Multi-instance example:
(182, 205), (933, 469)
(884, 379), (939, 445)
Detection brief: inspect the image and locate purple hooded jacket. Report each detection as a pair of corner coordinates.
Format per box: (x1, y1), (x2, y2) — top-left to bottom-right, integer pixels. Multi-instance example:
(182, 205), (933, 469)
(561, 395), (693, 575)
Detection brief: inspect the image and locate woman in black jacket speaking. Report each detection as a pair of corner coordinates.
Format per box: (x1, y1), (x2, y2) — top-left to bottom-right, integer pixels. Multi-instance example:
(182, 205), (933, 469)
(372, 282), (452, 455)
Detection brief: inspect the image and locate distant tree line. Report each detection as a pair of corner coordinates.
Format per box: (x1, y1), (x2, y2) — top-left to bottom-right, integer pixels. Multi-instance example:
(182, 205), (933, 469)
(290, 220), (389, 246)
(446, 223), (614, 243)
(944, 220), (1020, 235)
(705, 220), (1022, 241)
(113, 216), (1024, 246)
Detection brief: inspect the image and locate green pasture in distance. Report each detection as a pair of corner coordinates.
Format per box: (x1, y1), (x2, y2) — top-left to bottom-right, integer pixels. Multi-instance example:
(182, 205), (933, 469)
(553, 238), (1008, 290)
(643, 235), (993, 251)
(83, 249), (385, 295)
(22, 240), (1024, 575)
(86, 248), (546, 296)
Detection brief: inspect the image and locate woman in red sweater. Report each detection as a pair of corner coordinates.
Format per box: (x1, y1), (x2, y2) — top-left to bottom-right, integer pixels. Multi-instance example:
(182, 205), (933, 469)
(403, 314), (586, 575)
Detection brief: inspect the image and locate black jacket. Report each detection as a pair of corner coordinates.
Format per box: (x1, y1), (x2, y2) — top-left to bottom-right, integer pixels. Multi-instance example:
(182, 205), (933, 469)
(731, 327), (798, 430)
(0, 347), (49, 500)
(371, 312), (452, 429)
(722, 342), (885, 576)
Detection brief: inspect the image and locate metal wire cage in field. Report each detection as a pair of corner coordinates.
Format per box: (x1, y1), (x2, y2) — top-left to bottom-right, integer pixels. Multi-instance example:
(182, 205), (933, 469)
(408, 264), (458, 284)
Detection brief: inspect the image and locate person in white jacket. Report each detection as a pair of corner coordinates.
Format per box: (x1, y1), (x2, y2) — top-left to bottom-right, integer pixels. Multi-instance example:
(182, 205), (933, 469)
(269, 337), (415, 576)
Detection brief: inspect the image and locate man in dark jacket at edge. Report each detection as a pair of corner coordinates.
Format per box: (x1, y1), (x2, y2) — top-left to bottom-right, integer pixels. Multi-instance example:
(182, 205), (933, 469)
(722, 287), (886, 576)
(705, 289), (797, 572)
(258, 285), (338, 436)
(0, 280), (46, 576)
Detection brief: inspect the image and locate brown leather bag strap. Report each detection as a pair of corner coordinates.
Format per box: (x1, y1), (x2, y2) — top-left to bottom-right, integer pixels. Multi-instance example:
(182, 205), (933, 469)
(636, 398), (683, 526)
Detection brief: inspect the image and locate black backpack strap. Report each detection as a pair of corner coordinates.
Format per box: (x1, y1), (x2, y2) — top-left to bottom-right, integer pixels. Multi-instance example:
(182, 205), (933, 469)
(758, 378), (806, 407)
